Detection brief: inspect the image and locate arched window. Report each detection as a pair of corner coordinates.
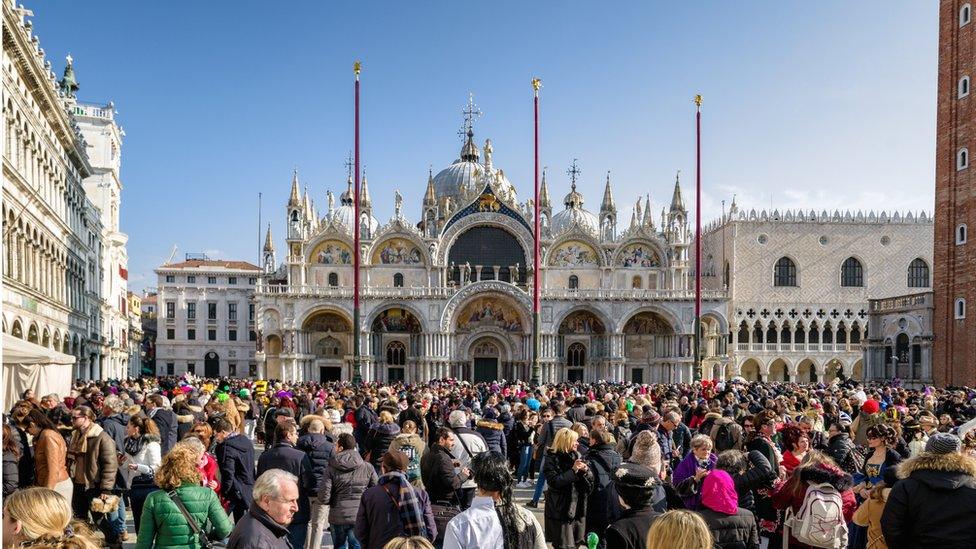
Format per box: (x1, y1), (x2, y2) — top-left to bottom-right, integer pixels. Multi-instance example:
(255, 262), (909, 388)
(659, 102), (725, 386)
(568, 275), (579, 289)
(841, 257), (863, 287)
(773, 257), (797, 287)
(962, 3), (972, 26)
(957, 224), (968, 244)
(908, 258), (930, 287)
(958, 148), (969, 170)
(956, 298), (967, 319)
(328, 272), (339, 287)
(393, 273), (404, 288)
(632, 276), (643, 289)
(386, 341), (406, 365)
(567, 342), (587, 367)
(961, 76), (971, 98)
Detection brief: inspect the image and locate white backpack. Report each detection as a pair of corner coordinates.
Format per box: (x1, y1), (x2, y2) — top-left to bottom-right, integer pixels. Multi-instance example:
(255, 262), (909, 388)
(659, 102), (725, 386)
(783, 482), (848, 549)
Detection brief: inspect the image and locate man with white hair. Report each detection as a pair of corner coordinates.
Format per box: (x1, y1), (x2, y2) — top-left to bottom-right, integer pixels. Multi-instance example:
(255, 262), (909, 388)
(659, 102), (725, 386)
(227, 469), (299, 549)
(448, 409), (488, 509)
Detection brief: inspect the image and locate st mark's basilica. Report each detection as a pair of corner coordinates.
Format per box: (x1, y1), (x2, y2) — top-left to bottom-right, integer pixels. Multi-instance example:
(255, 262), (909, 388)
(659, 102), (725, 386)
(254, 116), (729, 385)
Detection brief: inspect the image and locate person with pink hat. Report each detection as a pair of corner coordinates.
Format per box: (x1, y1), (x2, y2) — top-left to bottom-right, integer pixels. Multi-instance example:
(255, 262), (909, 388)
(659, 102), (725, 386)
(698, 468), (760, 548)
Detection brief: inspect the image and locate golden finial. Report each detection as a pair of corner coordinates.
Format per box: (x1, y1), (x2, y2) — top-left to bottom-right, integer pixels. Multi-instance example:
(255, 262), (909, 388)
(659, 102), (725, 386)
(532, 78), (542, 93)
(694, 94), (703, 107)
(353, 60), (361, 76)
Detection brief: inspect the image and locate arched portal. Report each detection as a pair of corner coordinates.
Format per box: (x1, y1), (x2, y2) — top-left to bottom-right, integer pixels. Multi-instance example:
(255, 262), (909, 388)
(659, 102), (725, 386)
(204, 351), (220, 378)
(740, 359), (761, 381)
(448, 226), (526, 284)
(11, 320), (22, 339)
(303, 310), (353, 382)
(558, 310), (607, 381)
(768, 358), (789, 382)
(797, 358), (817, 383)
(265, 334), (283, 380)
(623, 311), (678, 383)
(471, 338), (501, 383)
(371, 307), (423, 382)
(825, 359), (843, 381)
(851, 359), (864, 380)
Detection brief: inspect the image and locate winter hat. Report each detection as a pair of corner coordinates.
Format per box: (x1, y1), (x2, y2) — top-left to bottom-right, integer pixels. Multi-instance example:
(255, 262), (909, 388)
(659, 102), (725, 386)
(326, 409), (342, 424)
(861, 399), (881, 415)
(701, 469), (739, 515)
(838, 411), (853, 427)
(482, 407), (499, 420)
(628, 430), (663, 475)
(925, 433), (962, 455)
(613, 462), (661, 508)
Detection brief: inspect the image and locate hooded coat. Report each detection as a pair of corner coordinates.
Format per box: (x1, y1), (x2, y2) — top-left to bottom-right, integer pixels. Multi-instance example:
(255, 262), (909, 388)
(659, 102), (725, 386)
(215, 433), (255, 510)
(584, 442), (622, 536)
(772, 463), (857, 549)
(542, 449), (594, 548)
(475, 419), (507, 456)
(296, 432), (335, 493)
(364, 422), (400, 468)
(699, 470), (760, 549)
(880, 452), (976, 549)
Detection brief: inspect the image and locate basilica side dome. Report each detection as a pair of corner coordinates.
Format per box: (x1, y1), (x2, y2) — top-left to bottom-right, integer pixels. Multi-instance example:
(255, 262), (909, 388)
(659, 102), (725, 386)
(551, 182), (599, 235)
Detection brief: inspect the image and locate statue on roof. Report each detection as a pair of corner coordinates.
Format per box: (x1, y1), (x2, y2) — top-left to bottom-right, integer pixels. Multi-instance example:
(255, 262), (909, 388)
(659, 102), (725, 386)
(59, 54), (79, 98)
(394, 189), (403, 219)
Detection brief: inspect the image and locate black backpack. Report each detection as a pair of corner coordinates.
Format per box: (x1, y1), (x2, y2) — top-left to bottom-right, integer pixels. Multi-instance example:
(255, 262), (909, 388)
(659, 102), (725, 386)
(713, 422), (738, 452)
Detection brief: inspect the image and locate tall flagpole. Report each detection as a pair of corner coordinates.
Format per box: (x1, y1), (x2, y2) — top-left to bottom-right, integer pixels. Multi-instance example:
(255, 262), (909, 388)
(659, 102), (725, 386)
(694, 94), (703, 381)
(353, 61), (363, 384)
(531, 78), (542, 386)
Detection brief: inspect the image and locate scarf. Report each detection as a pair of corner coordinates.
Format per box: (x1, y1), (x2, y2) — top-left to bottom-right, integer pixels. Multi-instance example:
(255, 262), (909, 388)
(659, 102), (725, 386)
(68, 423), (103, 485)
(378, 472), (427, 538)
(124, 435), (146, 457)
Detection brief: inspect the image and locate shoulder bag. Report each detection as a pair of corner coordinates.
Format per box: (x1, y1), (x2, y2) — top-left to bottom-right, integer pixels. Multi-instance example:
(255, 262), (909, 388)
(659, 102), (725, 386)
(168, 490), (225, 549)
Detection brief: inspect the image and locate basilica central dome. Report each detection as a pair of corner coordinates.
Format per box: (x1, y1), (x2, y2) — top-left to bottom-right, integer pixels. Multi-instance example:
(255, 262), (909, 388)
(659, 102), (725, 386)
(431, 130), (517, 208)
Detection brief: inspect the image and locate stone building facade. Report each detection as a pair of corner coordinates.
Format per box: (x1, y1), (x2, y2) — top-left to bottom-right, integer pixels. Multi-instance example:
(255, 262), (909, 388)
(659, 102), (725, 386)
(864, 292), (934, 387)
(154, 259), (261, 378)
(933, 0), (976, 387)
(255, 127), (729, 384)
(701, 205), (934, 383)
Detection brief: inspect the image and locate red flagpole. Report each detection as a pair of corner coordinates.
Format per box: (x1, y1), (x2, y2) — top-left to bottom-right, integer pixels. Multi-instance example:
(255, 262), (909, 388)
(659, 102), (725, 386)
(694, 94), (702, 381)
(353, 61), (363, 384)
(531, 78), (542, 386)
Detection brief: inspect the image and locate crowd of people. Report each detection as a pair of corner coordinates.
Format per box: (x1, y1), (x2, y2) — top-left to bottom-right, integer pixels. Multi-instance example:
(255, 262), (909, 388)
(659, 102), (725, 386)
(3, 375), (975, 549)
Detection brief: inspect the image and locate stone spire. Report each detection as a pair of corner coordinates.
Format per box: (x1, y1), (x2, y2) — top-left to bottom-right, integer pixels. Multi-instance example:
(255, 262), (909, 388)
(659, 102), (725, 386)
(303, 186), (312, 216)
(423, 168), (437, 206)
(643, 195), (653, 227)
(59, 54), (79, 98)
(288, 169), (301, 207)
(359, 170), (372, 208)
(263, 223), (274, 252)
(539, 168), (551, 209)
(600, 171), (616, 214)
(670, 171), (685, 212)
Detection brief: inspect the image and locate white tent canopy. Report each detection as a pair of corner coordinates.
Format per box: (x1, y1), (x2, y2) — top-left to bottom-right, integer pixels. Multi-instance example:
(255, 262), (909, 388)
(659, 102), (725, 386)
(3, 335), (75, 411)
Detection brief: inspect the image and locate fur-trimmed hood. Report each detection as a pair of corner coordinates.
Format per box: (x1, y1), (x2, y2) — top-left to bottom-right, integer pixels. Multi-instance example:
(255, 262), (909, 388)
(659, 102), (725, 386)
(896, 452), (976, 491)
(476, 419), (504, 431)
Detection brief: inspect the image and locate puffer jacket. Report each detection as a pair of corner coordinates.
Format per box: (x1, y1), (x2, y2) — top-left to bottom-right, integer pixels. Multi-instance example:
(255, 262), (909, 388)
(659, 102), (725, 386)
(97, 413), (130, 490)
(699, 507), (760, 549)
(319, 448), (378, 525)
(296, 432), (335, 492)
(881, 451), (976, 549)
(543, 449), (594, 521)
(364, 422), (400, 468)
(135, 483), (232, 549)
(826, 432), (857, 474)
(476, 419), (507, 456)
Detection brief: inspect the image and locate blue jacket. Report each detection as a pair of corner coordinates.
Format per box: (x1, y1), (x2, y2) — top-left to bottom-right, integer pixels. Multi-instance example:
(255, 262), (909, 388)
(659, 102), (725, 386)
(476, 420), (507, 456)
(297, 432), (335, 492)
(216, 433), (255, 510)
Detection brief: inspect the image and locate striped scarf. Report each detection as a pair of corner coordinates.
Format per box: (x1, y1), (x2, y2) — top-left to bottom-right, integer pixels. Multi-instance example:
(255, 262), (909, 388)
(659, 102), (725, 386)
(378, 472), (427, 538)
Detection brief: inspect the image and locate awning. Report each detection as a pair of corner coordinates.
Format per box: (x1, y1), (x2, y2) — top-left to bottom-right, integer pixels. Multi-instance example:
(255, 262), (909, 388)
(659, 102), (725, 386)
(2, 335), (75, 412)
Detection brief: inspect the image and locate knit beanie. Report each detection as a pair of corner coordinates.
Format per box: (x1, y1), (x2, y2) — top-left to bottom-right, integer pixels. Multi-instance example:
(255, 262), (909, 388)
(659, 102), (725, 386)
(861, 399), (880, 415)
(925, 433), (962, 455)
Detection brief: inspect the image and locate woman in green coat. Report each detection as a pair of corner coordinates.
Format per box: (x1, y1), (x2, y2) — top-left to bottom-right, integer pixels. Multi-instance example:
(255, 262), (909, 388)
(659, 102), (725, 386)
(136, 442), (232, 549)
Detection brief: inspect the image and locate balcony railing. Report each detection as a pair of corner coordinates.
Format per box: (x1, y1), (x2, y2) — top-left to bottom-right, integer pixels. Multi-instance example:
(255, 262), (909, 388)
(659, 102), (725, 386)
(256, 284), (728, 301)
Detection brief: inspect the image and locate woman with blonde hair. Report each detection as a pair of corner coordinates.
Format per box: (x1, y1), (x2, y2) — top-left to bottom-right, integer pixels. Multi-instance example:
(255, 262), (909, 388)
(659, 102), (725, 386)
(543, 428), (594, 549)
(2, 487), (100, 549)
(135, 444), (231, 549)
(645, 509), (712, 549)
(382, 536), (435, 549)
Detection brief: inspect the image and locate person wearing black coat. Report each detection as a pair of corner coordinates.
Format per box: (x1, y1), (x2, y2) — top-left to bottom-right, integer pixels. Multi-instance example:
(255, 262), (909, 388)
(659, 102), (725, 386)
(215, 418), (256, 521)
(715, 449), (776, 515)
(319, 434), (378, 548)
(825, 422), (858, 475)
(584, 432), (622, 549)
(257, 422), (317, 549)
(2, 424), (19, 501)
(605, 462), (662, 549)
(297, 421), (335, 549)
(420, 428), (469, 504)
(146, 395), (177, 455)
(543, 433), (595, 549)
(475, 409), (507, 457)
(398, 398), (426, 440)
(364, 413), (400, 470)
(881, 435), (976, 549)
(354, 399), (379, 450)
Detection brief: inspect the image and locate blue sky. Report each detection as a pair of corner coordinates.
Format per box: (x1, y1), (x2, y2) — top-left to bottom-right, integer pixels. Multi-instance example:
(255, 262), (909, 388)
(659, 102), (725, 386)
(31, 1), (937, 292)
